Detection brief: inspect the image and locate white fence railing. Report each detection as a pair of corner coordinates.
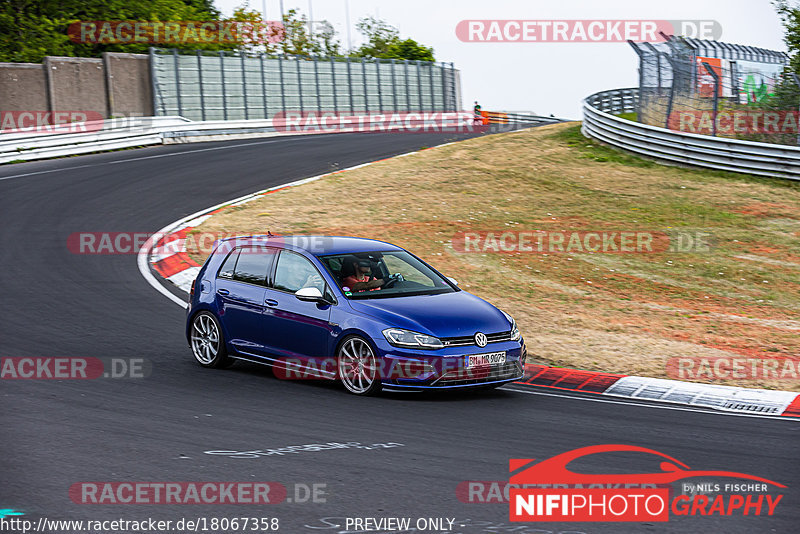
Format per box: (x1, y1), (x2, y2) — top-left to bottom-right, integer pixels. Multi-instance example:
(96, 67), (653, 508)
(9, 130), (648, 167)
(0, 113), (486, 165)
(582, 88), (800, 180)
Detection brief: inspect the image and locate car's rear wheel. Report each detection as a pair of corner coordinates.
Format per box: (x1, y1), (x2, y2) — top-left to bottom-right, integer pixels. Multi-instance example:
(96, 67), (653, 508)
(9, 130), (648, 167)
(190, 312), (232, 369)
(337, 336), (382, 396)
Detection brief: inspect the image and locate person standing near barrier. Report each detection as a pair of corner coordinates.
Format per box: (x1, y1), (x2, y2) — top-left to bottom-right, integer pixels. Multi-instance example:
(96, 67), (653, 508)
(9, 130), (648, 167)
(473, 101), (482, 124)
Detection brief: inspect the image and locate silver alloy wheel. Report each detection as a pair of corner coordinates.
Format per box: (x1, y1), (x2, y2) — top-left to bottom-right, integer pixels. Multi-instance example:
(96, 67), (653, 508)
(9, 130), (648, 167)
(338, 337), (378, 394)
(191, 314), (220, 365)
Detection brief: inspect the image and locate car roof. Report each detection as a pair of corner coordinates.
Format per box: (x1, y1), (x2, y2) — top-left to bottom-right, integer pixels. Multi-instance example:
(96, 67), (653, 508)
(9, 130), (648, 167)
(217, 235), (404, 256)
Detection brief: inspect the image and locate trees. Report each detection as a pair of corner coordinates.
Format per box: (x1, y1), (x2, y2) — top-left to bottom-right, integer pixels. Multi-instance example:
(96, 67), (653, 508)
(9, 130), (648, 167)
(775, 1), (800, 72)
(0, 0), (228, 62)
(0, 2), (433, 63)
(351, 16), (434, 61)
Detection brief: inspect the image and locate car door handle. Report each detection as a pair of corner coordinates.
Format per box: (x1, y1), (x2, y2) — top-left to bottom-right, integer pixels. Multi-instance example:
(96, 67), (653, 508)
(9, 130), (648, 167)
(264, 298), (279, 306)
(217, 289), (230, 296)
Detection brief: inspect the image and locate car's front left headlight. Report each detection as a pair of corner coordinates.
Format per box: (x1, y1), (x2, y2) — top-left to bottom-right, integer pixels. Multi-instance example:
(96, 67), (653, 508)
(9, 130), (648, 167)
(502, 311), (521, 341)
(382, 328), (444, 349)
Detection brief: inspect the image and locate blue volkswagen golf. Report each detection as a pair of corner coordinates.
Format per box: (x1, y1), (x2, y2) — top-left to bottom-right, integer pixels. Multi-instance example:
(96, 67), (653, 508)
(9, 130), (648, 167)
(186, 235), (526, 395)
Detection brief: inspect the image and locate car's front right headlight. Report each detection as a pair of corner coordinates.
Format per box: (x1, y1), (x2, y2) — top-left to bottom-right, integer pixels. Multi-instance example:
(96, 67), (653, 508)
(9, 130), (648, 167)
(382, 328), (444, 349)
(502, 310), (521, 341)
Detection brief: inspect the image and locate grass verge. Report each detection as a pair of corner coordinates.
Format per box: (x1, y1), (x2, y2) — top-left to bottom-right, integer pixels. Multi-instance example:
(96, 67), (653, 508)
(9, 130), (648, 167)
(188, 123), (800, 391)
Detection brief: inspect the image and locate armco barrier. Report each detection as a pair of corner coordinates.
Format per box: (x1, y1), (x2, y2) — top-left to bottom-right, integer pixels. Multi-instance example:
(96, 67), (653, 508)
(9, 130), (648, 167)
(0, 117), (191, 164)
(0, 112), (481, 164)
(582, 88), (800, 180)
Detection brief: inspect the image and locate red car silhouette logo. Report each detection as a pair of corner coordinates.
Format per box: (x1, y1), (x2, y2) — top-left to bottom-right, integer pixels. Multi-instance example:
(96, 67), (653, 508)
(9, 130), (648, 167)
(510, 444), (785, 487)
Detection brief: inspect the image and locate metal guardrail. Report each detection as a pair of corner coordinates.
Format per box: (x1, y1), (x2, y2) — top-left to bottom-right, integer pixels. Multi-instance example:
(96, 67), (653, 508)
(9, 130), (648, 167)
(0, 117), (191, 164)
(582, 88), (800, 180)
(0, 113), (480, 164)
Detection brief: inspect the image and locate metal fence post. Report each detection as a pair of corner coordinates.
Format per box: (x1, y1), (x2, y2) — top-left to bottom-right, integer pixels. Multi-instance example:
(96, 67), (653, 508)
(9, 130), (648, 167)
(439, 62), (447, 111)
(331, 57), (338, 113)
(404, 60), (411, 111)
(451, 63), (457, 111)
(416, 60), (423, 110)
(172, 48), (183, 116)
(701, 61), (720, 136)
(428, 62), (436, 111)
(375, 59), (383, 112)
(197, 50), (206, 121)
(241, 52), (249, 120)
(313, 56), (322, 112)
(296, 57), (304, 113)
(390, 59), (398, 111)
(662, 54), (677, 130)
(362, 58), (369, 112)
(148, 47), (162, 116)
(346, 57), (354, 112)
(627, 40), (645, 122)
(278, 55), (286, 114)
(260, 53), (268, 119)
(219, 51), (228, 120)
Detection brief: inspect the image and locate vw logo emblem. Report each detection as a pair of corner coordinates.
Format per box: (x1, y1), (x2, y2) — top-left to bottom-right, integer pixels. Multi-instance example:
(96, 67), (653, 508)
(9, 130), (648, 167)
(474, 332), (488, 347)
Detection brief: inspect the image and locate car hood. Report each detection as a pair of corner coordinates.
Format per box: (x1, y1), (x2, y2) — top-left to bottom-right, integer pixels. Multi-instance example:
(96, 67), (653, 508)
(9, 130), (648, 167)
(347, 291), (511, 338)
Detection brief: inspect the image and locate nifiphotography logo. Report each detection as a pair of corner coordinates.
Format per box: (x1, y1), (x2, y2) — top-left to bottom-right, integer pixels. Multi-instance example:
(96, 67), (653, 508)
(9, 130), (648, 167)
(509, 445), (785, 522)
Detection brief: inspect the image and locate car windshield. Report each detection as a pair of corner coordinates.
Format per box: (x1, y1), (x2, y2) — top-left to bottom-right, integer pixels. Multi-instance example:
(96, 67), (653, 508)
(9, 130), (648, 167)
(319, 250), (456, 299)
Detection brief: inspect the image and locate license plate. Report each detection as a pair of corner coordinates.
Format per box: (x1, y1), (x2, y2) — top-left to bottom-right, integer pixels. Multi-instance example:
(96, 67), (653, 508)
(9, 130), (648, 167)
(466, 351), (506, 368)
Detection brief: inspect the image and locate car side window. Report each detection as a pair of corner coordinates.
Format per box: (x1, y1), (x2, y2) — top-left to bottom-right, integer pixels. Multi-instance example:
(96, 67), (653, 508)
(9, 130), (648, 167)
(217, 249), (239, 279)
(273, 251), (326, 293)
(229, 246), (276, 286)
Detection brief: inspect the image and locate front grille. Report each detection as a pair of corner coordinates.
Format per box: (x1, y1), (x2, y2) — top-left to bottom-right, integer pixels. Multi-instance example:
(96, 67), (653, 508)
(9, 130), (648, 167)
(433, 361), (523, 387)
(441, 330), (513, 347)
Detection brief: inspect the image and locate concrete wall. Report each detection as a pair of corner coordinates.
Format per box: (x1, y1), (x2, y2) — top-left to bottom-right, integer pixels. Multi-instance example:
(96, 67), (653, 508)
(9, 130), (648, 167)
(45, 56), (107, 117)
(0, 62), (48, 112)
(104, 53), (153, 117)
(0, 53), (152, 119)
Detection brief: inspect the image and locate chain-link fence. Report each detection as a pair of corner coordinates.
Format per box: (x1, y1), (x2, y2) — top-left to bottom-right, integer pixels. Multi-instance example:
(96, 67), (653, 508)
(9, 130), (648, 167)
(149, 48), (461, 121)
(629, 37), (799, 146)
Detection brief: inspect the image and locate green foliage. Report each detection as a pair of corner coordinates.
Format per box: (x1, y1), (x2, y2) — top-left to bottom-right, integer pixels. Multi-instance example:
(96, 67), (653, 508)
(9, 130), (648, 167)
(0, 3), (431, 62)
(277, 8), (340, 56)
(0, 0), (227, 62)
(351, 16), (434, 61)
(775, 1), (800, 72)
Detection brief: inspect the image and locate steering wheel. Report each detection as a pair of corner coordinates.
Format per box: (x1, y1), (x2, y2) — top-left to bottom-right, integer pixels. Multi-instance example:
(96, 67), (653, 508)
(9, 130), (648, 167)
(383, 273), (404, 288)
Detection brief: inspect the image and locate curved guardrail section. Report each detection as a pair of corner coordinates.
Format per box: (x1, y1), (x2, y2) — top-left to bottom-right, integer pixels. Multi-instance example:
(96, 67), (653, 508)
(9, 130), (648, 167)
(582, 88), (800, 180)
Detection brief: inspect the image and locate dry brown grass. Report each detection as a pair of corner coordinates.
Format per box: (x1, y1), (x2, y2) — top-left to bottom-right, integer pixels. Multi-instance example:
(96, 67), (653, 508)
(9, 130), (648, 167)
(189, 123), (800, 391)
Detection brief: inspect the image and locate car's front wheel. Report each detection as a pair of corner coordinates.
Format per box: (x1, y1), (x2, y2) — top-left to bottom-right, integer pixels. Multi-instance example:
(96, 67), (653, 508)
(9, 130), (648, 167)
(190, 312), (232, 369)
(337, 336), (382, 396)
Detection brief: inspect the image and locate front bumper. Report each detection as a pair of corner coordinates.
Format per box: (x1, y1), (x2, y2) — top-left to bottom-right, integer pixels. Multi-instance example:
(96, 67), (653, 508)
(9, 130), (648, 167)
(373, 337), (527, 390)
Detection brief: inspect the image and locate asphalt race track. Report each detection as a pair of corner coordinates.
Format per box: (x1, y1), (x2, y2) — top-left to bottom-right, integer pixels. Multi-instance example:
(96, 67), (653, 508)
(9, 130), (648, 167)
(1, 133), (798, 534)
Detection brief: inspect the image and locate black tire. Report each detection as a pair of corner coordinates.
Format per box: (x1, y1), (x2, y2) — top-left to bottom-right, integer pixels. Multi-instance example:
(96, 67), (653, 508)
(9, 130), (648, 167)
(336, 335), (382, 396)
(189, 312), (233, 369)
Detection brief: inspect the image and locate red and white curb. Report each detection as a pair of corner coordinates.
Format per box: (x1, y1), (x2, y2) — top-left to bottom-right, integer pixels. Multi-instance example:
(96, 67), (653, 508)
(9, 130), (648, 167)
(518, 365), (800, 418)
(137, 147), (800, 420)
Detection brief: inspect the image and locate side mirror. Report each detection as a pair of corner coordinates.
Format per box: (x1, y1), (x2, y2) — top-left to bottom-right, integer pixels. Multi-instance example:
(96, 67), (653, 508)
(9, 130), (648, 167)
(447, 277), (459, 286)
(295, 287), (325, 302)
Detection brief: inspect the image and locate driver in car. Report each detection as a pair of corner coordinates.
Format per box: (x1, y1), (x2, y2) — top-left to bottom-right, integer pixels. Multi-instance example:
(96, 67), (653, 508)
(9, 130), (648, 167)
(342, 259), (386, 292)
